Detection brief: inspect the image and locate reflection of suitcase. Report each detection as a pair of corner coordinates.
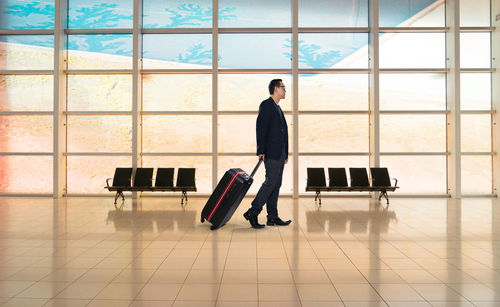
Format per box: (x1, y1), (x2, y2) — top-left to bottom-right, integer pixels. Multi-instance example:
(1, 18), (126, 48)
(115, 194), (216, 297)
(201, 159), (262, 230)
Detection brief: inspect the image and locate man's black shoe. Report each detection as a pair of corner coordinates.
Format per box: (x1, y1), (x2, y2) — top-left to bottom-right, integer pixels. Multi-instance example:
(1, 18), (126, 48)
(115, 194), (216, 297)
(243, 212), (265, 229)
(267, 217), (292, 226)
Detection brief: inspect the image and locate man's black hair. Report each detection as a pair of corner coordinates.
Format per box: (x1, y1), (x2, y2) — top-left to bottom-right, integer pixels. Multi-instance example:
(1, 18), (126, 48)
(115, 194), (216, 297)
(268, 79), (282, 95)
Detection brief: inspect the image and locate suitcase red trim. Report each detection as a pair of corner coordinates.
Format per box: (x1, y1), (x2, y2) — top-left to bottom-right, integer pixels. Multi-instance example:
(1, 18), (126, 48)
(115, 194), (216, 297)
(207, 171), (245, 221)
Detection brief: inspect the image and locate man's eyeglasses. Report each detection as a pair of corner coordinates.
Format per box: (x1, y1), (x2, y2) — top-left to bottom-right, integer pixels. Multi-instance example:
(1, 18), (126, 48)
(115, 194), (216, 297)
(279, 85), (286, 90)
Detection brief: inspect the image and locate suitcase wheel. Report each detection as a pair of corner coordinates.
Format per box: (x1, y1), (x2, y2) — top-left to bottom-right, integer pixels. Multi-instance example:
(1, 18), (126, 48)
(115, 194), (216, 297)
(210, 225), (217, 231)
(200, 216), (204, 223)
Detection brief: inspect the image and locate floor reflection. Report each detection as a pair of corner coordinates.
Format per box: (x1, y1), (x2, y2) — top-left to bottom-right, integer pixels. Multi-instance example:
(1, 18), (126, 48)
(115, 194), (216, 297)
(305, 203), (397, 234)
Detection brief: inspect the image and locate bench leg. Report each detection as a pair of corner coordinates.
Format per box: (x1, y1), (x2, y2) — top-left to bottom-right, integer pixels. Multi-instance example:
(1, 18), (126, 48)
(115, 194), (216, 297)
(181, 191), (188, 206)
(315, 191), (322, 205)
(381, 191), (389, 205)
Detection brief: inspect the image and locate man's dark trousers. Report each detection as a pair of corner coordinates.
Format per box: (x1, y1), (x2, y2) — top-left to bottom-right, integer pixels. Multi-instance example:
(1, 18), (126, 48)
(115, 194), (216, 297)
(248, 149), (285, 220)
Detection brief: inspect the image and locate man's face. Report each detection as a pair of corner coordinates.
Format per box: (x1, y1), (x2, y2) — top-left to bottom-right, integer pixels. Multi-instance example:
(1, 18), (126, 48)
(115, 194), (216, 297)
(276, 82), (286, 99)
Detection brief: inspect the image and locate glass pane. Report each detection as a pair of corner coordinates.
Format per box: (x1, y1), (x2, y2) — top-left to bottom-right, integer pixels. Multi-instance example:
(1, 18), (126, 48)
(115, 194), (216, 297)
(67, 116), (132, 153)
(460, 33), (491, 69)
(299, 74), (368, 111)
(68, 35), (132, 70)
(219, 34), (291, 69)
(142, 115), (212, 153)
(380, 115), (445, 152)
(460, 0), (490, 27)
(298, 34), (369, 69)
(461, 114), (491, 152)
(67, 156), (131, 193)
(67, 75), (132, 111)
(379, 0), (444, 27)
(0, 156), (52, 193)
(462, 156), (492, 194)
(0, 36), (54, 70)
(299, 115), (368, 152)
(0, 0), (55, 30)
(143, 34), (212, 69)
(219, 115), (292, 153)
(380, 155), (447, 194)
(219, 0), (290, 27)
(68, 0), (133, 29)
(299, 156), (369, 195)
(142, 156), (211, 194)
(379, 33), (445, 68)
(143, 0), (212, 28)
(380, 73), (446, 111)
(461, 73), (491, 111)
(0, 115), (52, 152)
(219, 74), (292, 111)
(299, 0), (368, 27)
(0, 75), (53, 111)
(218, 155), (292, 195)
(143, 74), (211, 111)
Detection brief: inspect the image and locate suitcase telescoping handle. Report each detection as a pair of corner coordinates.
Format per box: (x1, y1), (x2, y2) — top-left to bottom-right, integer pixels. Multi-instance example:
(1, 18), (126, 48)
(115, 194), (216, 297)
(250, 157), (263, 179)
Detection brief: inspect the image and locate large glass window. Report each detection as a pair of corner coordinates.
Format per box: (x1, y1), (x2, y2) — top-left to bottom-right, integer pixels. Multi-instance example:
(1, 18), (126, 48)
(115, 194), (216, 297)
(379, 0), (444, 27)
(0, 0), (494, 196)
(0, 1), (55, 30)
(68, 0), (133, 29)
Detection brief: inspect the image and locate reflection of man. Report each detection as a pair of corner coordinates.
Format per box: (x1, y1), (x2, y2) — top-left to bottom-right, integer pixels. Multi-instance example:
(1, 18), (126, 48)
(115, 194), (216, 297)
(243, 79), (291, 228)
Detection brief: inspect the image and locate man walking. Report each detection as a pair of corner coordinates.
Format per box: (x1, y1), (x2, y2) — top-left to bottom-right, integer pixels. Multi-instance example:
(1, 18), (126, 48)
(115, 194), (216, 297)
(243, 79), (292, 229)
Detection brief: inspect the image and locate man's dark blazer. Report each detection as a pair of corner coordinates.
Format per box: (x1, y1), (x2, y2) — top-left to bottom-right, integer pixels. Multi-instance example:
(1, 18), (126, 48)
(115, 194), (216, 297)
(256, 97), (289, 160)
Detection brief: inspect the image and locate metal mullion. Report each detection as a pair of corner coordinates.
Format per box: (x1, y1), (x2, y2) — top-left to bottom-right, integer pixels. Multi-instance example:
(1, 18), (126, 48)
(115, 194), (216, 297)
(53, 0), (67, 198)
(461, 152), (495, 155)
(293, 0), (299, 198)
(492, 0), (500, 196)
(299, 69), (370, 74)
(142, 111), (212, 115)
(446, 0), (462, 197)
(132, 0), (143, 201)
(212, 0), (219, 190)
(218, 111), (258, 115)
(141, 28), (212, 34)
(65, 111), (132, 115)
(219, 28), (291, 33)
(0, 152), (53, 156)
(379, 27), (448, 33)
(380, 110), (448, 114)
(65, 29), (133, 34)
(0, 111), (53, 115)
(141, 69), (211, 74)
(141, 153), (212, 156)
(380, 68), (449, 73)
(298, 27), (369, 33)
(380, 152), (447, 156)
(460, 27), (495, 32)
(0, 70), (53, 75)
(218, 69), (292, 74)
(64, 152), (132, 156)
(299, 110), (369, 115)
(0, 30), (54, 35)
(299, 152), (370, 156)
(461, 110), (495, 114)
(460, 68), (496, 73)
(65, 70), (132, 75)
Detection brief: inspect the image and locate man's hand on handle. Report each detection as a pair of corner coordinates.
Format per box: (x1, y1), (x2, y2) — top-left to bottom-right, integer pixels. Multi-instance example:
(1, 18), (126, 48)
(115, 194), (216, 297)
(258, 154), (265, 161)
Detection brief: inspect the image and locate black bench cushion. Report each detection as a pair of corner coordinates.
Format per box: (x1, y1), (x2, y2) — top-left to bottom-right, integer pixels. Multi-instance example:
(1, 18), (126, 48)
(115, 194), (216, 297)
(328, 168), (348, 187)
(155, 168), (174, 187)
(112, 168), (133, 187)
(134, 168), (154, 187)
(307, 168), (326, 187)
(349, 168), (370, 187)
(176, 168), (196, 188)
(370, 167), (391, 187)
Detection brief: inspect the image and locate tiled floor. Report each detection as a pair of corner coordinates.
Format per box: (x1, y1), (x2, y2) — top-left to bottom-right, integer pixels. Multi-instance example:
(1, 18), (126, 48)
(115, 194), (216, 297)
(0, 196), (500, 306)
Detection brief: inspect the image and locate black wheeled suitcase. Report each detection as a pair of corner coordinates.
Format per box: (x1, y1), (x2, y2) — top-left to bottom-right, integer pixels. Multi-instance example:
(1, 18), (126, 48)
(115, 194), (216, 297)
(201, 159), (262, 230)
